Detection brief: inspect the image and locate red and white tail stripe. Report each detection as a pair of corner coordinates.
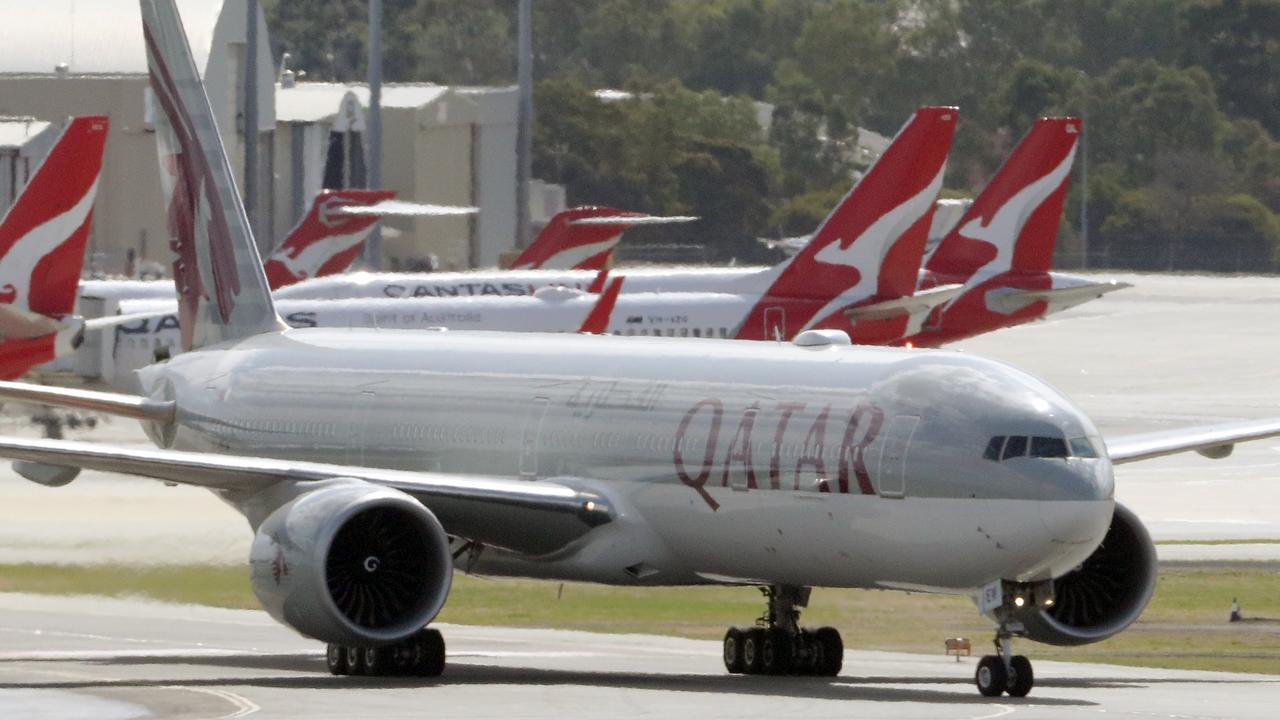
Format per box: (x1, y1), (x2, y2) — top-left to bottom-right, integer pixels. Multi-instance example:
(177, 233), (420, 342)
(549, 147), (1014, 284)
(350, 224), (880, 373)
(0, 116), (108, 317)
(736, 107), (958, 339)
(925, 117), (1080, 283)
(513, 207), (639, 271)
(577, 276), (625, 334)
(264, 189), (397, 290)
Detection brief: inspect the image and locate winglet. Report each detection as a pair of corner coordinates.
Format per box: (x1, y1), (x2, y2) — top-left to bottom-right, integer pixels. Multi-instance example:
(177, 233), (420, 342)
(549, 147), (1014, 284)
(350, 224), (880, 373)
(513, 206), (642, 271)
(143, 0), (284, 351)
(577, 277), (624, 334)
(264, 189), (396, 290)
(0, 116), (108, 318)
(927, 117), (1080, 280)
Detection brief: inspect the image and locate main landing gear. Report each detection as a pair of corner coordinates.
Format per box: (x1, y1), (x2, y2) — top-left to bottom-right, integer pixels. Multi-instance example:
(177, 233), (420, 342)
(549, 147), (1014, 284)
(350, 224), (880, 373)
(975, 630), (1033, 698)
(326, 628), (446, 677)
(722, 585), (843, 677)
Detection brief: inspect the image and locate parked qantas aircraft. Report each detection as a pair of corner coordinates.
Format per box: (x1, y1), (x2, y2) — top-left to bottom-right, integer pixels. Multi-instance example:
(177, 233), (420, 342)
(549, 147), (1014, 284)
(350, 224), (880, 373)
(510, 206), (697, 271)
(898, 117), (1129, 346)
(0, 116), (109, 379)
(276, 121), (1125, 345)
(6, 0), (1278, 701)
(91, 103), (961, 386)
(78, 187), (473, 310)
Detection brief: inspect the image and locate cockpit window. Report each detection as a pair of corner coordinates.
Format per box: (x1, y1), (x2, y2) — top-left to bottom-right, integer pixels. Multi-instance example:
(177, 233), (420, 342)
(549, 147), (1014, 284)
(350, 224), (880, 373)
(1002, 435), (1028, 460)
(988, 434), (1097, 462)
(1069, 436), (1099, 459)
(1030, 436), (1068, 458)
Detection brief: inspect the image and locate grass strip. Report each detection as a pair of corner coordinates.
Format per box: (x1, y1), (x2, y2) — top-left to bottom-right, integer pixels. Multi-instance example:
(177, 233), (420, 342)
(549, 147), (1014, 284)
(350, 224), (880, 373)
(1, 563), (1276, 675)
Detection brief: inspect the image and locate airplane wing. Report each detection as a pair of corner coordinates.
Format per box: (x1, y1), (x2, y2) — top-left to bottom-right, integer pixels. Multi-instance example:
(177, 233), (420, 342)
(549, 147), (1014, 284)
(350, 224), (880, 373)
(1106, 418), (1280, 464)
(332, 200), (478, 218)
(984, 281), (1132, 315)
(0, 434), (611, 555)
(843, 284), (965, 322)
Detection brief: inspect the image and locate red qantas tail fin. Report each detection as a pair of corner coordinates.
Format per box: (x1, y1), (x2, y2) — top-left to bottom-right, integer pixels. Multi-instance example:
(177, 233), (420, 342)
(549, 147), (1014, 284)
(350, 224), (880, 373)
(577, 277), (624, 334)
(926, 117), (1080, 280)
(513, 206), (640, 271)
(264, 189), (397, 290)
(737, 107), (957, 338)
(0, 116), (108, 317)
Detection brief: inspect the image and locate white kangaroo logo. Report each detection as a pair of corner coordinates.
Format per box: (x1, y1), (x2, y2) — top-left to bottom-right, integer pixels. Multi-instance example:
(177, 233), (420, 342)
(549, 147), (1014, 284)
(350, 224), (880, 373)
(0, 176), (100, 312)
(270, 197), (372, 280)
(800, 165), (947, 332)
(956, 141), (1077, 281)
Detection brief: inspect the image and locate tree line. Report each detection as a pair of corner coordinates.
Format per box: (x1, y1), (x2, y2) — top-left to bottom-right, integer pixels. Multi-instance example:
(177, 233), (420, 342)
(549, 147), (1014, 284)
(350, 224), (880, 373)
(264, 0), (1280, 272)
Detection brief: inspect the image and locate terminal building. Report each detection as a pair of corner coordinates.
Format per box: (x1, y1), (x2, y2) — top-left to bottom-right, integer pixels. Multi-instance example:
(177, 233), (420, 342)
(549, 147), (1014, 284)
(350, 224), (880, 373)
(0, 0), (548, 274)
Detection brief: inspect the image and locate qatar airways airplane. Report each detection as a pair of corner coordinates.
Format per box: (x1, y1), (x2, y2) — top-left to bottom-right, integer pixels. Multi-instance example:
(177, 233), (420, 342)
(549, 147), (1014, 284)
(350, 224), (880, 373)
(6, 0), (1280, 702)
(0, 115), (109, 379)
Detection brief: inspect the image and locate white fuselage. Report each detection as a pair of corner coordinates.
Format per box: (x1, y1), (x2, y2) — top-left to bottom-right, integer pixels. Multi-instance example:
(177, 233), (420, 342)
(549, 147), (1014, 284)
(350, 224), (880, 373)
(141, 328), (1114, 593)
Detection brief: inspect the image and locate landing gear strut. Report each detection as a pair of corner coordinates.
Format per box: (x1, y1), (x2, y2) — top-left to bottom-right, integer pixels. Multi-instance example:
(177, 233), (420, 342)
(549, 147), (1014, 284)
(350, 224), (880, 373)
(722, 585), (843, 677)
(326, 628), (446, 677)
(975, 630), (1033, 697)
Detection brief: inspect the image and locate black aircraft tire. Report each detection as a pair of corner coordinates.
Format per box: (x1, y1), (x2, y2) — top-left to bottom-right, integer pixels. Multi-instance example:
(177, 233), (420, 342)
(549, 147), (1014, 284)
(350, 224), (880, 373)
(413, 629), (447, 677)
(760, 628), (793, 676)
(723, 627), (746, 674)
(1008, 655), (1034, 697)
(741, 628), (766, 675)
(345, 645), (365, 676)
(976, 655), (1007, 697)
(326, 644), (349, 675)
(814, 627), (844, 676)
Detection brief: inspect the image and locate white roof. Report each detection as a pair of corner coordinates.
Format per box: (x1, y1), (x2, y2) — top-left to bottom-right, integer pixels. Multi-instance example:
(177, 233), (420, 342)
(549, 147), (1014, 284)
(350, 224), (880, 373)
(0, 119), (52, 149)
(0, 0), (224, 76)
(276, 83), (452, 122)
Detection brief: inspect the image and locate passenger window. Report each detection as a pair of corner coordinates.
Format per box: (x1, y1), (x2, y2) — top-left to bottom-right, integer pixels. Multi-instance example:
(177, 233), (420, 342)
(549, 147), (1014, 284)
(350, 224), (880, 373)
(1069, 437), (1099, 458)
(1030, 436), (1068, 458)
(983, 436), (1005, 461)
(1002, 435), (1027, 460)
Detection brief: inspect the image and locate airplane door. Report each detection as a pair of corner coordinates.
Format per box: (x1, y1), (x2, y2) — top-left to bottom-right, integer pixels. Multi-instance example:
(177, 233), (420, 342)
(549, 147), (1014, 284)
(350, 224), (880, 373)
(519, 396), (551, 479)
(347, 390), (376, 465)
(764, 307), (786, 340)
(876, 415), (919, 498)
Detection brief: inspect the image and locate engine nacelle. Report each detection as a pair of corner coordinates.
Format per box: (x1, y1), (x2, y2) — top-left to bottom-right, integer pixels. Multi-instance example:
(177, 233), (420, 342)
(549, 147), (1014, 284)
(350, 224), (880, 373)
(249, 481), (452, 646)
(1007, 502), (1157, 646)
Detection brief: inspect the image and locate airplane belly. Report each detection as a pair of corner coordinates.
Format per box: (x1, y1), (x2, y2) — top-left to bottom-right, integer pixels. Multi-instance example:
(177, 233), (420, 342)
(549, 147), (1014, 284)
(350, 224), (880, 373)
(470, 489), (1067, 591)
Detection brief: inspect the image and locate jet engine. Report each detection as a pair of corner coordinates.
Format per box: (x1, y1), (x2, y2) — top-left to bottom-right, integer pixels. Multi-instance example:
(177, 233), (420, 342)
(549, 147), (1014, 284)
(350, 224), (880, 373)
(1009, 503), (1157, 646)
(249, 481), (452, 646)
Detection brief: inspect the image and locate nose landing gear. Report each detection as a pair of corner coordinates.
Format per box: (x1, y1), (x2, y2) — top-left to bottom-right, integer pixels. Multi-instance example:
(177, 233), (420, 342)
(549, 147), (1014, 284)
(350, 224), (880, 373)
(722, 585), (844, 677)
(975, 630), (1033, 697)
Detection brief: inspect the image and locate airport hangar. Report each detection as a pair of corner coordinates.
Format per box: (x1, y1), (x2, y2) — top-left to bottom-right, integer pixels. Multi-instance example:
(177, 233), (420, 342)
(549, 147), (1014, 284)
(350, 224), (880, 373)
(0, 0), (565, 275)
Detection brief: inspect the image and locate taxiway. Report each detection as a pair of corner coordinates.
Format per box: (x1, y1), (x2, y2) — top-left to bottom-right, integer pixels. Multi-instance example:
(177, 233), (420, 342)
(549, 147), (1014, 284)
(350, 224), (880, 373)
(0, 593), (1276, 720)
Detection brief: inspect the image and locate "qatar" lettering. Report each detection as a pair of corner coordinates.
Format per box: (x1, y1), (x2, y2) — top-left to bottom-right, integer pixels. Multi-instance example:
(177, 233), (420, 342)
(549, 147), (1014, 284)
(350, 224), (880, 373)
(674, 399), (885, 510)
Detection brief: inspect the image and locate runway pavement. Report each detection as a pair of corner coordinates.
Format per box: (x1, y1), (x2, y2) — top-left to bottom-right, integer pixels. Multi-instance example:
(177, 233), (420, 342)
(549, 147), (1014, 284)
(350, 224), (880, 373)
(1, 593), (1277, 720)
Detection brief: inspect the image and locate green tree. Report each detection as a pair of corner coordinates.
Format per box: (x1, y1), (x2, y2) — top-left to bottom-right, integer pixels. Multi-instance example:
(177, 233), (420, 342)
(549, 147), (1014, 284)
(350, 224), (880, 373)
(1181, 0), (1280, 137)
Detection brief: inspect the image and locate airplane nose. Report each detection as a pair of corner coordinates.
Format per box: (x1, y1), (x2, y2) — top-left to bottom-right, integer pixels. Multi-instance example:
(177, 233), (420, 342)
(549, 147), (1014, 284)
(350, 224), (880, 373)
(1039, 460), (1114, 546)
